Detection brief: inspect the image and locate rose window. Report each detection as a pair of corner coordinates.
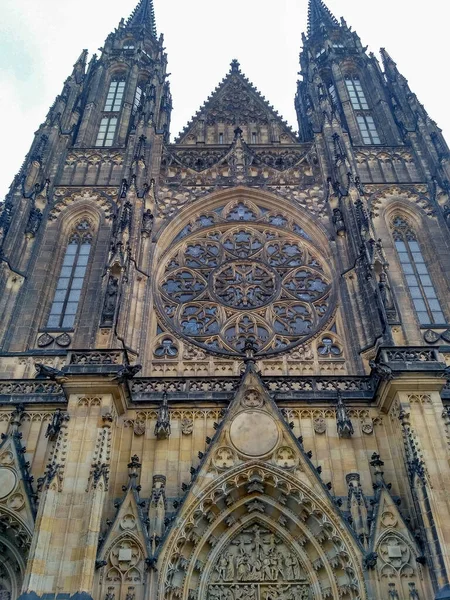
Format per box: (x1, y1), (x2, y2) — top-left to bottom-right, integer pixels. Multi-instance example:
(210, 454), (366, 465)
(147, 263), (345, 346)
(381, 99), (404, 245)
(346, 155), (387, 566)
(156, 219), (333, 357)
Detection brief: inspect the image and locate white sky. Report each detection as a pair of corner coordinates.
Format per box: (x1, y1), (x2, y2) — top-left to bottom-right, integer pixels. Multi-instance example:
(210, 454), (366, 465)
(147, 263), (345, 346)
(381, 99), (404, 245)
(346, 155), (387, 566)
(1, 0), (449, 201)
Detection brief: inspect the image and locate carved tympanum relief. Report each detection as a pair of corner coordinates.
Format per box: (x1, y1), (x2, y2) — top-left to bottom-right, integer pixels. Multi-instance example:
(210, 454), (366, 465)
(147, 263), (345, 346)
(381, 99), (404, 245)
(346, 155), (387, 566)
(208, 525), (309, 600)
(156, 199), (333, 357)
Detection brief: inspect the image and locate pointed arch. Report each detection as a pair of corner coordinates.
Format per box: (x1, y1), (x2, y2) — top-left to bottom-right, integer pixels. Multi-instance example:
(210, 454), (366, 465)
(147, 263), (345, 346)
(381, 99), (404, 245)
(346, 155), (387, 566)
(46, 218), (95, 329)
(157, 462), (368, 600)
(389, 213), (446, 325)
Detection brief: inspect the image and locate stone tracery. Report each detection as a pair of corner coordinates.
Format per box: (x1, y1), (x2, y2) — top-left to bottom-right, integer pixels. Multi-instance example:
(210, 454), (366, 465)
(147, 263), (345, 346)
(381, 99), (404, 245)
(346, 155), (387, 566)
(156, 200), (333, 356)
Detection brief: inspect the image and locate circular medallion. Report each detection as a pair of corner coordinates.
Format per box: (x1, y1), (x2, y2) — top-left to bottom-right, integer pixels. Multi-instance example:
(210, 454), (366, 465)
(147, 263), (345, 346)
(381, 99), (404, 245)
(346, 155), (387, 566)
(0, 468), (17, 499)
(230, 411), (279, 456)
(212, 261), (278, 309)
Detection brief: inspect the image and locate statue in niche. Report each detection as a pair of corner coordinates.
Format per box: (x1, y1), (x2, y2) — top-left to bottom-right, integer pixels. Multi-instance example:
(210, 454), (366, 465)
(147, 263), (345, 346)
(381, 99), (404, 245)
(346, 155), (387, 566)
(142, 209), (154, 237)
(102, 276), (119, 326)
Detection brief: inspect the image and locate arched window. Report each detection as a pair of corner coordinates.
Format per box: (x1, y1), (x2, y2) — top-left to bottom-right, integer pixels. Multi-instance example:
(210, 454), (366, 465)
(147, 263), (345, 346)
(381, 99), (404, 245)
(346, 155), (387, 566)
(47, 220), (93, 329)
(95, 77), (126, 147)
(345, 75), (381, 145)
(392, 216), (445, 325)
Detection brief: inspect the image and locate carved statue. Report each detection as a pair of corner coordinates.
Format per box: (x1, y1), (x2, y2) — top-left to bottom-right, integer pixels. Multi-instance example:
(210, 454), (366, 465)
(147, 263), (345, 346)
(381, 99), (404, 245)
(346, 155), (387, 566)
(102, 276), (119, 325)
(336, 391), (354, 438)
(35, 363), (64, 380)
(332, 207), (345, 236)
(369, 360), (393, 381)
(142, 209), (154, 236)
(45, 408), (69, 441)
(155, 392), (171, 440)
(25, 206), (43, 237)
(113, 363), (142, 382)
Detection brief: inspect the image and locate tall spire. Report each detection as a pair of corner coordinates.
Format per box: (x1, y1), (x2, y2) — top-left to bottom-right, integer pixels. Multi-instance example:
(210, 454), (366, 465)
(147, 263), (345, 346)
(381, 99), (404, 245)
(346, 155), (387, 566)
(307, 0), (339, 37)
(126, 0), (157, 36)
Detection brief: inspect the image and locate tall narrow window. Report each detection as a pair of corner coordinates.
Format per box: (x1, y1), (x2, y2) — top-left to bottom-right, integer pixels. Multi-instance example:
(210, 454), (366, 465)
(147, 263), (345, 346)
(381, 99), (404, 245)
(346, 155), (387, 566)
(219, 133), (224, 144)
(47, 220), (93, 329)
(392, 216), (445, 325)
(252, 132), (257, 144)
(345, 76), (369, 110)
(132, 85), (143, 114)
(328, 83), (338, 106)
(95, 117), (118, 147)
(104, 79), (126, 112)
(345, 75), (381, 145)
(357, 115), (381, 144)
(96, 77), (125, 147)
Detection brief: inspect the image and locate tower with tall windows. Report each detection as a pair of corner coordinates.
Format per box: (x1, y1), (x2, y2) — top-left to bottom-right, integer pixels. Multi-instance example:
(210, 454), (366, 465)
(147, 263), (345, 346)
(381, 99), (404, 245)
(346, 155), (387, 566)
(1, 0), (450, 599)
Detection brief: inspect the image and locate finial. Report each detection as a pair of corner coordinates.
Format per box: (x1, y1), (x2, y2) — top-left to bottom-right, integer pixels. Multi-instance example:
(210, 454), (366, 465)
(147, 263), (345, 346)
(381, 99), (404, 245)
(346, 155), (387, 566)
(243, 339), (258, 363)
(230, 59), (241, 73)
(128, 454), (142, 481)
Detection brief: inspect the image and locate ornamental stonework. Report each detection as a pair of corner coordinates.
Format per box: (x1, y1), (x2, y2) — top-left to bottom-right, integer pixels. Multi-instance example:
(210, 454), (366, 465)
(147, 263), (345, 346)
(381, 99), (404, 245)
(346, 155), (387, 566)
(207, 525), (309, 600)
(156, 200), (333, 357)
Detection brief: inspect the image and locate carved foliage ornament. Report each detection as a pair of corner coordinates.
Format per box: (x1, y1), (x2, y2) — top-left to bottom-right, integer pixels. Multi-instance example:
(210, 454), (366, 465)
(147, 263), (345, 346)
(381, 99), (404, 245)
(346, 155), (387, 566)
(156, 201), (333, 357)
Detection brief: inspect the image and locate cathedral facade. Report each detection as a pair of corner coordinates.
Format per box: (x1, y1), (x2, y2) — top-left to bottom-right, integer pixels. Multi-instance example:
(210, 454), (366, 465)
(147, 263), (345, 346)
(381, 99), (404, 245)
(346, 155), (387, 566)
(1, 1), (450, 599)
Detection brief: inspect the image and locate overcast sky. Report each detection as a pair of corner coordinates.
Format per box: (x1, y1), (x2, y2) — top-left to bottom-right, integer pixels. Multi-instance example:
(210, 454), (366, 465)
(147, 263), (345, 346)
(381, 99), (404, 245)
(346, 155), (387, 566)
(1, 0), (449, 200)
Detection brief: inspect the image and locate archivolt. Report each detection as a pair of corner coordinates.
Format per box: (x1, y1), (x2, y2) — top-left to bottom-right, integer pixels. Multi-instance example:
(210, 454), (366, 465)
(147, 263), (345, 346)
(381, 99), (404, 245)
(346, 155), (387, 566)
(157, 462), (367, 600)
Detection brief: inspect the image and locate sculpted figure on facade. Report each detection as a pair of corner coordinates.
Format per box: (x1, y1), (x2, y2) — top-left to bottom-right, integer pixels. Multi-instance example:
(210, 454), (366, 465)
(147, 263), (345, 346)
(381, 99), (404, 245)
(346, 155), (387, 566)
(207, 526), (309, 599)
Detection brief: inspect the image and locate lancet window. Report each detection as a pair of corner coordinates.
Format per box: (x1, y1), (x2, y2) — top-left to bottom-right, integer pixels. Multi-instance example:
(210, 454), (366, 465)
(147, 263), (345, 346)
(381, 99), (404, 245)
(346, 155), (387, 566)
(345, 75), (381, 145)
(132, 85), (143, 114)
(345, 76), (369, 110)
(392, 216), (445, 325)
(95, 77), (126, 147)
(47, 220), (93, 329)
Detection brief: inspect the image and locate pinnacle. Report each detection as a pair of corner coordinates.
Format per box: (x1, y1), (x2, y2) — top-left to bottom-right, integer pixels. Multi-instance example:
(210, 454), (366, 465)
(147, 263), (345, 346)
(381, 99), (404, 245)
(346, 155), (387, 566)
(307, 0), (339, 37)
(126, 0), (157, 37)
(230, 59), (241, 73)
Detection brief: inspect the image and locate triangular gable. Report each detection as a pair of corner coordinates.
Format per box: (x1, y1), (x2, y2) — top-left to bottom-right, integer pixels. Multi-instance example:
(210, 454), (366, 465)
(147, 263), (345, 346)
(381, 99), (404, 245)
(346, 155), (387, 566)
(370, 486), (419, 555)
(175, 60), (298, 144)
(97, 459), (151, 565)
(162, 360), (360, 546)
(155, 362), (368, 600)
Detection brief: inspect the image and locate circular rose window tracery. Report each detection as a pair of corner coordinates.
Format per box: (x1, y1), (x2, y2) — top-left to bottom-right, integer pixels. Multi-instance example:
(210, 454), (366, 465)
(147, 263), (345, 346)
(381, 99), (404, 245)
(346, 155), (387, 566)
(157, 216), (334, 357)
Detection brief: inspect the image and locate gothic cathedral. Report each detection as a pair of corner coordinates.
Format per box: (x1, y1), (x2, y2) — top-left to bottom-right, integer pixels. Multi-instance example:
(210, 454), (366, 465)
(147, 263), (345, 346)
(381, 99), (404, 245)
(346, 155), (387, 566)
(1, 1), (450, 599)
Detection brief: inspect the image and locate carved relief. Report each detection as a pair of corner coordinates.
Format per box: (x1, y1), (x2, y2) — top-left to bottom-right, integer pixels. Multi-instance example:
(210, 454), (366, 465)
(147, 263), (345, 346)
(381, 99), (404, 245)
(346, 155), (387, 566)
(213, 447), (236, 470)
(273, 447), (297, 470)
(313, 417), (326, 434)
(181, 417), (194, 435)
(107, 539), (143, 582)
(207, 525), (308, 600)
(378, 535), (414, 578)
(361, 419), (374, 435)
(242, 389), (264, 409)
(50, 187), (117, 220)
(133, 421), (145, 437)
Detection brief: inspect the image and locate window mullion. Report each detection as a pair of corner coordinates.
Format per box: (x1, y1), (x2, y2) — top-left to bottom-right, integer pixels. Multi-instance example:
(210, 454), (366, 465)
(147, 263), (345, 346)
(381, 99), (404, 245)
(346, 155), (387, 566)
(59, 241), (82, 327)
(407, 241), (435, 323)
